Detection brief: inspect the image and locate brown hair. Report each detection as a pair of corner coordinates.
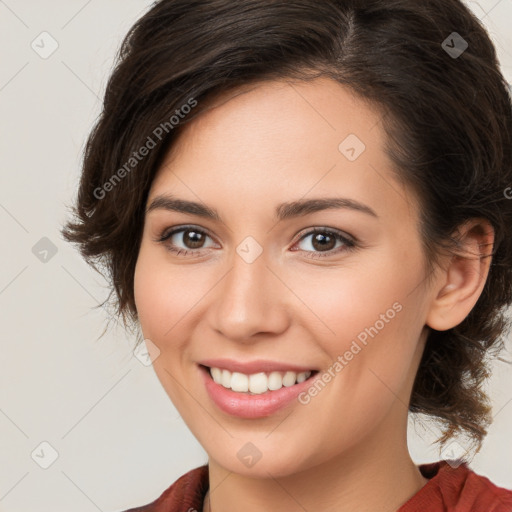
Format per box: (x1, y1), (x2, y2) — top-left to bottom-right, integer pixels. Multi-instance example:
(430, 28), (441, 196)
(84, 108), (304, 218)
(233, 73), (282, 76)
(61, 0), (512, 452)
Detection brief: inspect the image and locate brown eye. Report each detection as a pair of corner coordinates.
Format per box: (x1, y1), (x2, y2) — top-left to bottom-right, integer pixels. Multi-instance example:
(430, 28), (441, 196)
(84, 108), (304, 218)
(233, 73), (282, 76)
(179, 229), (207, 249)
(310, 232), (337, 251)
(158, 225), (216, 256)
(293, 228), (356, 259)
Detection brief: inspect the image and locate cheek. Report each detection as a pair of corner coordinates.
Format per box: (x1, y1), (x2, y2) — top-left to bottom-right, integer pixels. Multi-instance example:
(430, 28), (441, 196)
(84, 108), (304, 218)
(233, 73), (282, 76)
(292, 263), (413, 350)
(294, 251), (426, 392)
(134, 246), (201, 339)
(133, 248), (197, 405)
(134, 250), (162, 335)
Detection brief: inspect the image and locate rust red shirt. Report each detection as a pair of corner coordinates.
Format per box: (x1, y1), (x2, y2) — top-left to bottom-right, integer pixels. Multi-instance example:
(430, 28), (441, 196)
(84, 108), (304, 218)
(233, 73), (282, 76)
(122, 460), (512, 511)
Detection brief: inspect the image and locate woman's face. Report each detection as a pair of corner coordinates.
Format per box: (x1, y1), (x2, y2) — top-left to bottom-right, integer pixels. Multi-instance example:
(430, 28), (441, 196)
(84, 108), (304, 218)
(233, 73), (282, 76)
(134, 77), (439, 477)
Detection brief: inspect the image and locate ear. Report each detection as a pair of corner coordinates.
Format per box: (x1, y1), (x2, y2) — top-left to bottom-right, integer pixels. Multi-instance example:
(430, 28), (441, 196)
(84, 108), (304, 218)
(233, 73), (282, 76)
(425, 219), (494, 331)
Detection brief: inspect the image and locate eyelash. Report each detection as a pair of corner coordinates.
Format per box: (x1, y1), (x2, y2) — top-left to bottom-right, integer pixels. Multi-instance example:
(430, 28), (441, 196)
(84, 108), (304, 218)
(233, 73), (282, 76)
(155, 225), (357, 259)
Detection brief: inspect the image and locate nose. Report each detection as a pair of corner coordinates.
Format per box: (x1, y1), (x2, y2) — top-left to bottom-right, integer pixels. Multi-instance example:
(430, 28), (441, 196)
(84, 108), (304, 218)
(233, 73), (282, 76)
(209, 248), (290, 342)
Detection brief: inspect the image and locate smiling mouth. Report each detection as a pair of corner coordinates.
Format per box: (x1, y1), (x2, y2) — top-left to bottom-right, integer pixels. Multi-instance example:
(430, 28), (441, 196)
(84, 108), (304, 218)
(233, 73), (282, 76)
(201, 364), (319, 395)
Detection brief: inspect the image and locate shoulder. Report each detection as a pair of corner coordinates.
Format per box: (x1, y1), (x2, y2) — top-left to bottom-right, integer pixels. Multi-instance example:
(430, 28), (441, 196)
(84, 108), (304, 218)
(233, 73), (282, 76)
(399, 460), (512, 512)
(119, 464), (209, 512)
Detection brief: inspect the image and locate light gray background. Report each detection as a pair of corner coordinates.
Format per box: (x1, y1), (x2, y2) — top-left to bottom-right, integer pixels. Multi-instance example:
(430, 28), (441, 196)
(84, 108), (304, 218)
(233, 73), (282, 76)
(1, 1), (511, 511)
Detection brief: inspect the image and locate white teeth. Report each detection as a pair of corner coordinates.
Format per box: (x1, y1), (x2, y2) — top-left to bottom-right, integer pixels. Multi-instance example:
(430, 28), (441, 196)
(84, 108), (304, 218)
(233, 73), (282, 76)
(296, 371), (310, 383)
(296, 371), (308, 383)
(208, 367), (312, 394)
(282, 371), (297, 387)
(210, 367), (222, 384)
(221, 369), (231, 388)
(249, 372), (267, 394)
(231, 372), (249, 392)
(268, 371), (284, 391)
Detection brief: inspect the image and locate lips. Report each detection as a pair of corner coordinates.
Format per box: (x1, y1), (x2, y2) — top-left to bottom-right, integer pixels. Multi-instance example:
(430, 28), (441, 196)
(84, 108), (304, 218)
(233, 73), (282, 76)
(199, 364), (319, 418)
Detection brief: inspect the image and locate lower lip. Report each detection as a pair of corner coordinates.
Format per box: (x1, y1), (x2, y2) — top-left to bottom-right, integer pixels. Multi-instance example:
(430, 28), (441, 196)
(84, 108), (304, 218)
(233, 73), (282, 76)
(199, 365), (318, 419)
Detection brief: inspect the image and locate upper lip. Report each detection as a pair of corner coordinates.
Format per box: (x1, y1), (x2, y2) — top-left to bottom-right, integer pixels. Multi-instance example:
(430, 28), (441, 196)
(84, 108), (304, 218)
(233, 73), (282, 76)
(199, 358), (317, 374)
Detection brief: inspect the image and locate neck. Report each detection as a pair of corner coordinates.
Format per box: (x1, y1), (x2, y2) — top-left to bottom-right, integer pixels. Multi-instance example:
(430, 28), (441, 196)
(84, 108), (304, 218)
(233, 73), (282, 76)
(204, 410), (428, 512)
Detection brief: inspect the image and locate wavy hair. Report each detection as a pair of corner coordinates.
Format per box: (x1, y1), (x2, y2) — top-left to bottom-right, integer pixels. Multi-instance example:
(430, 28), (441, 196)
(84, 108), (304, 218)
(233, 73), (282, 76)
(61, 0), (512, 451)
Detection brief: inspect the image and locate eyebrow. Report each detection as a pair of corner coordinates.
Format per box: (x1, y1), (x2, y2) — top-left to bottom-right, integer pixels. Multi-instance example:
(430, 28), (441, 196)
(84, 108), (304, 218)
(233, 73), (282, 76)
(146, 194), (378, 221)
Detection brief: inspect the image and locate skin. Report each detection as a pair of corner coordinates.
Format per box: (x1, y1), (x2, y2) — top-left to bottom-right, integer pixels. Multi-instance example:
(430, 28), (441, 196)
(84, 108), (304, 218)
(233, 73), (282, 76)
(133, 77), (494, 512)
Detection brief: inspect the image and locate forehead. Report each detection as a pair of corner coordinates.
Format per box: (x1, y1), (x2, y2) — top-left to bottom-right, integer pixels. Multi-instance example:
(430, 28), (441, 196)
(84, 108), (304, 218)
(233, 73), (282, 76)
(148, 77), (418, 225)
(161, 77), (384, 167)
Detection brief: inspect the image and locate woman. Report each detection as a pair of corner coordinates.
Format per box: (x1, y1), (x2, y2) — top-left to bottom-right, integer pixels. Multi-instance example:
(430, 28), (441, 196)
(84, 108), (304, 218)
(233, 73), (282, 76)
(61, 0), (512, 510)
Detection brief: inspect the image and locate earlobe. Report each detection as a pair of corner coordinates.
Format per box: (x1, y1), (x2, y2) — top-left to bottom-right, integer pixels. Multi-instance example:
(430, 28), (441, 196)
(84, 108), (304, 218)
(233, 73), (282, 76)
(425, 219), (494, 331)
